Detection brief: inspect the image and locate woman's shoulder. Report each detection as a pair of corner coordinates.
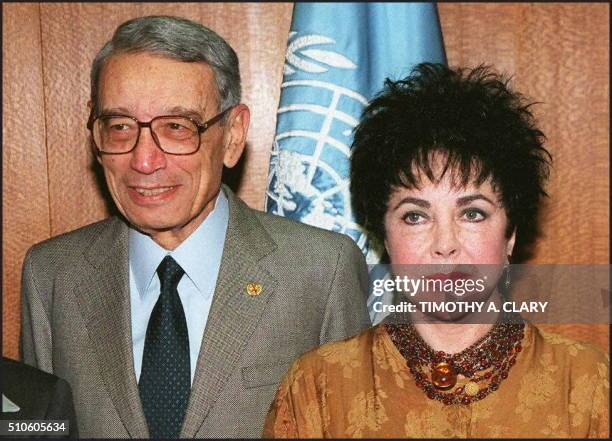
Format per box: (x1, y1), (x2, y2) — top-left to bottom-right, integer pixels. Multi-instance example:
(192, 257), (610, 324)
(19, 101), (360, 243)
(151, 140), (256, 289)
(282, 325), (381, 382)
(530, 324), (609, 373)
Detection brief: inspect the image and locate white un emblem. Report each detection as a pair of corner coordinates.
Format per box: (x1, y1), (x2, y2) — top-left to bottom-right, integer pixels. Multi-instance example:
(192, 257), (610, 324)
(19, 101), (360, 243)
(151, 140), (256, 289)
(266, 31), (381, 264)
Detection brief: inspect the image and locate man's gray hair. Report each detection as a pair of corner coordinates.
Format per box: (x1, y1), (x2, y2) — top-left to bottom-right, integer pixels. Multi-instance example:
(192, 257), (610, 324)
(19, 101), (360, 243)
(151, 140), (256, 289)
(90, 15), (240, 115)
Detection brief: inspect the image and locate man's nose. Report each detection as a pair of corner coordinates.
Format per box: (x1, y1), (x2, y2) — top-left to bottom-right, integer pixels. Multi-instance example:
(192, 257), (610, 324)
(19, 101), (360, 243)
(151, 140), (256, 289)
(431, 220), (459, 259)
(129, 127), (167, 174)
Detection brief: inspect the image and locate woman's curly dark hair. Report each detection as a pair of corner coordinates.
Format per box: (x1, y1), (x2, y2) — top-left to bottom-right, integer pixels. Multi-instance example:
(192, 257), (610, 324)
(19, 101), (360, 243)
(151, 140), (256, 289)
(350, 63), (552, 257)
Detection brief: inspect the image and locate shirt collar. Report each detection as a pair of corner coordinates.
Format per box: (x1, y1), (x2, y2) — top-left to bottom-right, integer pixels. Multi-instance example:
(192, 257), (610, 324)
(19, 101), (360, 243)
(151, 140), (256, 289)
(129, 188), (229, 297)
(2, 394), (20, 412)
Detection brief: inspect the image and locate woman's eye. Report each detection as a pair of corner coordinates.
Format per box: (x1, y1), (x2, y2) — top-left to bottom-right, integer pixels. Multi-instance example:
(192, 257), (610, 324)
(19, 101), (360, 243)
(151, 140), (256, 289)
(402, 211), (427, 225)
(462, 208), (486, 222)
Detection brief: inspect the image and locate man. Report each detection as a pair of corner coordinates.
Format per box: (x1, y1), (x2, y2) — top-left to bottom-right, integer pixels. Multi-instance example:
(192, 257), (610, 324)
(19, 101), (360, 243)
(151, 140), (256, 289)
(20, 15), (370, 438)
(1, 357), (78, 438)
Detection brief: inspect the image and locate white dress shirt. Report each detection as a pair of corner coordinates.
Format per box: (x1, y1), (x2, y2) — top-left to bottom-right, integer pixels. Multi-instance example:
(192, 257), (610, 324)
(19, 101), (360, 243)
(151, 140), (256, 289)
(128, 189), (229, 384)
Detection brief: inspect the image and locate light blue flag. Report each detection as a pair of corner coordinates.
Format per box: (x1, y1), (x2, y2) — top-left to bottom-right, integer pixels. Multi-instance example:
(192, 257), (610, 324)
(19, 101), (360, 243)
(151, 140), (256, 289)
(265, 2), (446, 323)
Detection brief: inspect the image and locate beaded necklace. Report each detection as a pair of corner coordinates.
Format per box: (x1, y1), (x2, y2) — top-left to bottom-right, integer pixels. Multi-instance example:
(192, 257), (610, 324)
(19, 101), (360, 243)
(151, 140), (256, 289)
(386, 315), (525, 405)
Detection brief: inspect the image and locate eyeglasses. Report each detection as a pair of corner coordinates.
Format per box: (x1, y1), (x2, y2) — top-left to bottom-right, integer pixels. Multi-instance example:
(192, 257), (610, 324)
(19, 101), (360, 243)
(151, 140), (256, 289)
(87, 107), (232, 155)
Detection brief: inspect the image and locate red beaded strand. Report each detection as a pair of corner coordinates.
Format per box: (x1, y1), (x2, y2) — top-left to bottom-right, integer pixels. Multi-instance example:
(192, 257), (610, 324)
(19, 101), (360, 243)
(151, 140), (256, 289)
(386, 316), (525, 405)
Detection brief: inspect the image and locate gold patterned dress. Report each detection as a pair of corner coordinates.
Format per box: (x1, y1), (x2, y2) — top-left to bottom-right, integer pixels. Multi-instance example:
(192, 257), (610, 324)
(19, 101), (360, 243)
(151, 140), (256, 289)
(263, 323), (609, 438)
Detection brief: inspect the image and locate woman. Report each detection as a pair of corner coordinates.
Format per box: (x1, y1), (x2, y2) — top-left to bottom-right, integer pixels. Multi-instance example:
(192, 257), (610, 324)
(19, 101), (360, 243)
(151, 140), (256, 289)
(263, 63), (609, 438)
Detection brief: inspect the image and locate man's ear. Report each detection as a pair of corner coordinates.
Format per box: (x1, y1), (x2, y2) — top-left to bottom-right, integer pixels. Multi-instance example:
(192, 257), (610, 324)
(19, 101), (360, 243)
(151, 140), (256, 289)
(87, 100), (103, 165)
(223, 104), (250, 168)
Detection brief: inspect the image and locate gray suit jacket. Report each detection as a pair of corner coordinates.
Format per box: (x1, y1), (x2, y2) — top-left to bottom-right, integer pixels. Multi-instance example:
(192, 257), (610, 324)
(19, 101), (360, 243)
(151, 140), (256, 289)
(20, 186), (371, 438)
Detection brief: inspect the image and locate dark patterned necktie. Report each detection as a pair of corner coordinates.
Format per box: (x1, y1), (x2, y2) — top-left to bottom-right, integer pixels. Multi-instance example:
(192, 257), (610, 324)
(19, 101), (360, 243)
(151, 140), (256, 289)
(139, 255), (191, 439)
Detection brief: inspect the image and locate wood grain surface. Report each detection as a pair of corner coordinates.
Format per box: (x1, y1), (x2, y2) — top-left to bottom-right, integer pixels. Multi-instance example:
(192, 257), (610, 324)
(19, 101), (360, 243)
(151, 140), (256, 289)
(2, 3), (51, 360)
(2, 3), (608, 359)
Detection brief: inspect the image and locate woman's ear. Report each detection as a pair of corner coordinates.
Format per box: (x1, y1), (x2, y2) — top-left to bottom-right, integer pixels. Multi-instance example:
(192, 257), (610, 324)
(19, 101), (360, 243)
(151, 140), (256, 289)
(506, 228), (517, 260)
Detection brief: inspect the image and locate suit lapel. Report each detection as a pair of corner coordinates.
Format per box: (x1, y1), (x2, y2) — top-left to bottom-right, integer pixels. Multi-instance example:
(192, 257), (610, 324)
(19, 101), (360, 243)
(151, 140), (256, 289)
(181, 187), (278, 437)
(74, 218), (148, 438)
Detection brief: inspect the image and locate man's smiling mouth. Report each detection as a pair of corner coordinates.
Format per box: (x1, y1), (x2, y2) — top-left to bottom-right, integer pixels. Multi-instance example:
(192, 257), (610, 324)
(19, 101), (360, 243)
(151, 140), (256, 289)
(131, 186), (177, 196)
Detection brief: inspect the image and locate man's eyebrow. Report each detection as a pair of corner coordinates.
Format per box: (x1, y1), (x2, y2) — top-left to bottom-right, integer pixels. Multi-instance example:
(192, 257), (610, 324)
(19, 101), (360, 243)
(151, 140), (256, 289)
(393, 197), (430, 210)
(456, 194), (495, 206)
(98, 106), (205, 121)
(100, 107), (132, 115)
(164, 106), (213, 123)
(165, 106), (204, 121)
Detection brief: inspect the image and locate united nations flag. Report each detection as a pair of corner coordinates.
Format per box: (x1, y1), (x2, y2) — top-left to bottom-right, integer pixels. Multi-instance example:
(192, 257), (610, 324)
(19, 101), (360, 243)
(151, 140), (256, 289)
(265, 3), (447, 323)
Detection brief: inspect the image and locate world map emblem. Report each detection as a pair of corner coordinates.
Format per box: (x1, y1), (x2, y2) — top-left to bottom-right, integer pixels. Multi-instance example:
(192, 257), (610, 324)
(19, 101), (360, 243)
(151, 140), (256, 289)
(265, 31), (382, 264)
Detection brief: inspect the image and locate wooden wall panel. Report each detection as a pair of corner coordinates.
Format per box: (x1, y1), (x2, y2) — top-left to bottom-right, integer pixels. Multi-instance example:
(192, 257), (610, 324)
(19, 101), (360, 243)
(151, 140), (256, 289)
(3, 3), (609, 358)
(2, 4), (51, 360)
(516, 4), (609, 265)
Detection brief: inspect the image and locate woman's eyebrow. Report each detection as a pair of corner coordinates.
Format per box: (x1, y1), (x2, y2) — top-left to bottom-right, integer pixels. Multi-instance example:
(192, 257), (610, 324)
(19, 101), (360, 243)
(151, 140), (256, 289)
(393, 196), (430, 210)
(456, 194), (495, 206)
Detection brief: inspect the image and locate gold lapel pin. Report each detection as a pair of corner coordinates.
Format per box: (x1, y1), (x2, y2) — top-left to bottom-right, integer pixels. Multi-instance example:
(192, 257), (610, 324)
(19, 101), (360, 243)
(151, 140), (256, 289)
(246, 282), (263, 296)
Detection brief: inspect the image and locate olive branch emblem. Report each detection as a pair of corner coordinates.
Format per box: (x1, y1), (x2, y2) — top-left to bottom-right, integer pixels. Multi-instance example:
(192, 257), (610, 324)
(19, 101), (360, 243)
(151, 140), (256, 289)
(284, 32), (357, 75)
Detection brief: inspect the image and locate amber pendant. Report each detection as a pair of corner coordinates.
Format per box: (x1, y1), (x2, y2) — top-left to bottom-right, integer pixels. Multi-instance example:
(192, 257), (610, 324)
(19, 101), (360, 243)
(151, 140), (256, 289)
(431, 362), (457, 390)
